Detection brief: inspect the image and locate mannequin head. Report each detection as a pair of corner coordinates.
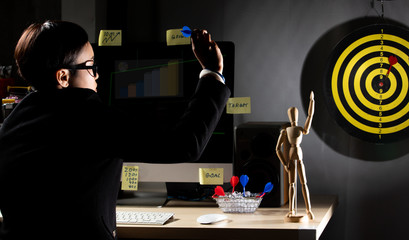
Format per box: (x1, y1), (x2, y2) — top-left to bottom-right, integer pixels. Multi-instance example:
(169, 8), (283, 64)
(287, 107), (299, 125)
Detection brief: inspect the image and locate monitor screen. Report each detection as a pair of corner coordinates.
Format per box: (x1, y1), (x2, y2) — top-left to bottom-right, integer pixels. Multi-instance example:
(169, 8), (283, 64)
(93, 42), (234, 199)
(112, 58), (184, 99)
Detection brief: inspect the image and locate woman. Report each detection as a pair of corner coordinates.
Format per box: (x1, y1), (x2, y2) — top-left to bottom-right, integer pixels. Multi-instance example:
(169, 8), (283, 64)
(0, 20), (230, 240)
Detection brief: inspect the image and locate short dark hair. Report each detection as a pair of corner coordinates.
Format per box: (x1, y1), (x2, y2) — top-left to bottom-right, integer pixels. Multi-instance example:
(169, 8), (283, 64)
(14, 20), (88, 91)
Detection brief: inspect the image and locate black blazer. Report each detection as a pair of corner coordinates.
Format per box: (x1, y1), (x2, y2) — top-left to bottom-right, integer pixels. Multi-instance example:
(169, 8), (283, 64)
(0, 76), (230, 240)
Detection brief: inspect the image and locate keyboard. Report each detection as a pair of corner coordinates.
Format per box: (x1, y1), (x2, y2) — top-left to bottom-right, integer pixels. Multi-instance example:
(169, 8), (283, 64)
(116, 211), (174, 225)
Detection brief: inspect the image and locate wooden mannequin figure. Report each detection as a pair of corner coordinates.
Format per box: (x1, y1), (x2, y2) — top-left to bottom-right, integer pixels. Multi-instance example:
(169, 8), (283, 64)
(276, 91), (315, 222)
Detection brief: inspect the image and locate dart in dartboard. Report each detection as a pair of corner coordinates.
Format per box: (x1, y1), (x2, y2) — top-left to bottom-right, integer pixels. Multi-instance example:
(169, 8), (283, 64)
(386, 55), (398, 78)
(375, 55), (397, 93)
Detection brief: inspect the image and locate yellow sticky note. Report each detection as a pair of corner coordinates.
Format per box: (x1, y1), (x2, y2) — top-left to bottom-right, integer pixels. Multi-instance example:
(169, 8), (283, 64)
(166, 29), (190, 46)
(199, 168), (224, 185)
(98, 30), (122, 46)
(226, 97), (251, 114)
(121, 165), (139, 191)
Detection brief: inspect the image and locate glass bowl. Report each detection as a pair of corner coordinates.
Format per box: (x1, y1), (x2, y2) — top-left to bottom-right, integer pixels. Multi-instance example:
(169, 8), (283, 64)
(213, 192), (263, 213)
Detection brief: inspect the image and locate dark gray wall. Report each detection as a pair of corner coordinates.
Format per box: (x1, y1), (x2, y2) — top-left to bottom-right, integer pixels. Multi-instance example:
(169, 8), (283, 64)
(0, 0), (61, 65)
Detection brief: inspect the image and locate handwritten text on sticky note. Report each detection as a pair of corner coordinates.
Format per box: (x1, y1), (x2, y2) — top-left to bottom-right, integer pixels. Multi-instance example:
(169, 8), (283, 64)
(121, 165), (139, 191)
(226, 97), (251, 114)
(98, 30), (122, 46)
(199, 168), (224, 185)
(166, 29), (191, 46)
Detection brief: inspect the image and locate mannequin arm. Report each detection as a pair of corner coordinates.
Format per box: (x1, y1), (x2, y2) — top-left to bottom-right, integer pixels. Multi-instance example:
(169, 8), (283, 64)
(303, 91), (315, 135)
(276, 129), (289, 172)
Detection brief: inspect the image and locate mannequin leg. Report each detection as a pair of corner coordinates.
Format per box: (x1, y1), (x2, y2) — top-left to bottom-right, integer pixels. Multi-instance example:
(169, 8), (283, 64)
(298, 160), (314, 220)
(287, 160), (296, 217)
(288, 182), (295, 217)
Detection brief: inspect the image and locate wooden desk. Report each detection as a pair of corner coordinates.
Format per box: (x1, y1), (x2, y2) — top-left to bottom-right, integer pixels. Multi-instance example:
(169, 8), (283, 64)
(116, 195), (337, 240)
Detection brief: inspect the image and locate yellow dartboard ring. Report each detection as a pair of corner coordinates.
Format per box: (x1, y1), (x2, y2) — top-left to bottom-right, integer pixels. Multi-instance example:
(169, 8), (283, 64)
(324, 24), (409, 143)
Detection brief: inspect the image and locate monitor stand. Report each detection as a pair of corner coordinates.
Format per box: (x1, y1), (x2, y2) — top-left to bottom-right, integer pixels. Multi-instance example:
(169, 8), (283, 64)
(117, 182), (168, 207)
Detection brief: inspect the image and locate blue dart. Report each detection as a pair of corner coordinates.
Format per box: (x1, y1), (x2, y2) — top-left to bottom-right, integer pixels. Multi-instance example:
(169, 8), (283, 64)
(181, 26), (192, 37)
(258, 182), (274, 198)
(240, 175), (249, 197)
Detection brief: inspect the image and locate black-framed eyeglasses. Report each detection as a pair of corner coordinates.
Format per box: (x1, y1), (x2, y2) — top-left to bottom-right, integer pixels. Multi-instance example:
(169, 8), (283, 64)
(63, 60), (98, 77)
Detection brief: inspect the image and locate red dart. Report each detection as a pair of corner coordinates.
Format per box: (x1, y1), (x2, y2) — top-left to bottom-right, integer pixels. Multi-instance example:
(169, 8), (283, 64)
(212, 186), (225, 198)
(386, 55), (398, 77)
(230, 176), (239, 193)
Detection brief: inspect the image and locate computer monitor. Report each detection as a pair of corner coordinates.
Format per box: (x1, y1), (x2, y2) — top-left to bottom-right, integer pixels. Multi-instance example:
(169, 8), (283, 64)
(94, 41), (235, 205)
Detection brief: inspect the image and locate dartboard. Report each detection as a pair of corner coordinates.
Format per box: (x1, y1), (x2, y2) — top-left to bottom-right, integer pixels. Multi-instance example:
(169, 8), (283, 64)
(324, 24), (409, 143)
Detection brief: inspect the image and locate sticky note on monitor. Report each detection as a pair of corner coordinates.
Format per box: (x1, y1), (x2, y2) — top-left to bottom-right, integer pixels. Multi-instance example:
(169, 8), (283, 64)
(226, 97), (251, 114)
(121, 165), (139, 191)
(98, 30), (122, 46)
(199, 168), (224, 185)
(166, 29), (191, 46)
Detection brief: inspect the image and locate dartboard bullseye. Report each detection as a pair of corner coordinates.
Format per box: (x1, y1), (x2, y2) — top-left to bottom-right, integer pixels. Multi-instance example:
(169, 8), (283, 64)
(324, 24), (409, 143)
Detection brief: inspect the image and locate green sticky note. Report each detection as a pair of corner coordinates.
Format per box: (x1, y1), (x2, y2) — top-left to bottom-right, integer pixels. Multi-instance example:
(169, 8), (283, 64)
(199, 168), (224, 185)
(166, 29), (191, 46)
(98, 30), (122, 46)
(121, 165), (139, 191)
(226, 97), (251, 114)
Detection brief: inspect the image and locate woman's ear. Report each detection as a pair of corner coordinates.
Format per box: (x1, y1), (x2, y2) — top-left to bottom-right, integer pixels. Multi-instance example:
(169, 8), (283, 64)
(56, 69), (71, 89)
